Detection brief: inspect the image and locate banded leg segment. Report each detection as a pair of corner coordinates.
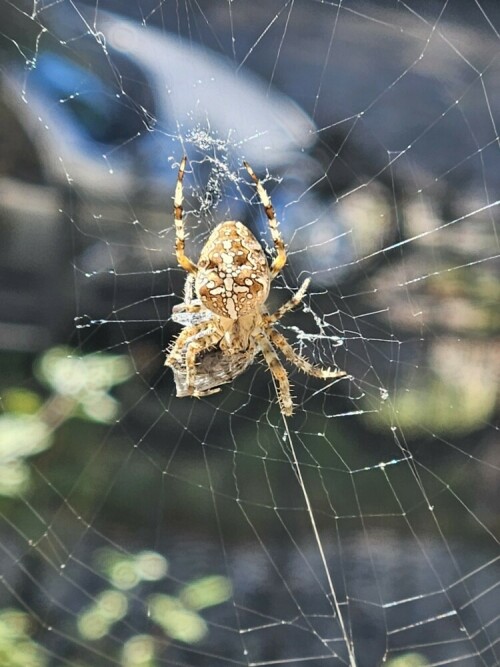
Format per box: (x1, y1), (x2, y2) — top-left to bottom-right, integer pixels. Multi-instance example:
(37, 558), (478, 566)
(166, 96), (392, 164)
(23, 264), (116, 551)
(243, 161), (286, 277)
(185, 330), (225, 392)
(165, 321), (214, 368)
(264, 278), (311, 326)
(171, 274), (206, 325)
(255, 331), (294, 416)
(267, 328), (346, 380)
(174, 156), (197, 274)
(171, 301), (204, 325)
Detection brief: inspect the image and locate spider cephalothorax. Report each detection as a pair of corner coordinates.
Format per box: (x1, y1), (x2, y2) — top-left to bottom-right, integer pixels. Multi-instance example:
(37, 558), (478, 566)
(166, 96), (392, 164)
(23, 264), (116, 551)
(165, 157), (346, 416)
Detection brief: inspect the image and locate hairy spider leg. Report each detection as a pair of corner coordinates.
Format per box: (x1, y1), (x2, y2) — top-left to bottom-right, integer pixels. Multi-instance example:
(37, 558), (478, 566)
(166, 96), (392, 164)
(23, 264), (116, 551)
(171, 302), (204, 316)
(174, 156), (197, 274)
(172, 274), (204, 318)
(165, 321), (215, 368)
(267, 328), (346, 380)
(243, 161), (287, 278)
(255, 331), (294, 416)
(185, 329), (226, 391)
(184, 274), (196, 304)
(264, 278), (311, 325)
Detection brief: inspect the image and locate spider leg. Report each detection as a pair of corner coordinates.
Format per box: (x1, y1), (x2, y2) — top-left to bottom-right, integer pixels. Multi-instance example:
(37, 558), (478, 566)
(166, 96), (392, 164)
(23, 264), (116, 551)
(182, 273), (195, 304)
(167, 323), (225, 396)
(255, 331), (294, 416)
(185, 330), (225, 392)
(191, 386), (222, 397)
(243, 161), (286, 278)
(172, 302), (203, 316)
(264, 278), (311, 325)
(171, 277), (206, 322)
(266, 327), (347, 380)
(165, 322), (211, 369)
(174, 156), (197, 275)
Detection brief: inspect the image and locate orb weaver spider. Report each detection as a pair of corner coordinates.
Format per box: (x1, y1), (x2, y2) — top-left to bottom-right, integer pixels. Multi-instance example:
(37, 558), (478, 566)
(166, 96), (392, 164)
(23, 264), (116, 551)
(165, 157), (346, 415)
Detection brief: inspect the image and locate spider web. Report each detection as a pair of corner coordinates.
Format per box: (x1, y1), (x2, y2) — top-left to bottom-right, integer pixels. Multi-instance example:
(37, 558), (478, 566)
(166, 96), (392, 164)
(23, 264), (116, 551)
(0, 1), (499, 666)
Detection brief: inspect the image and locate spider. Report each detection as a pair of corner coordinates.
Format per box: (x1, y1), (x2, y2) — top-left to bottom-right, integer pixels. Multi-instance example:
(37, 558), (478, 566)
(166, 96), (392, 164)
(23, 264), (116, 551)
(165, 157), (346, 416)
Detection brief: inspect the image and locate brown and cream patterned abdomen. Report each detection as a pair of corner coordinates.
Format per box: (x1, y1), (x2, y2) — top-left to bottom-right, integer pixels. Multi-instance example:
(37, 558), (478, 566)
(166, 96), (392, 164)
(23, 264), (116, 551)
(195, 221), (271, 319)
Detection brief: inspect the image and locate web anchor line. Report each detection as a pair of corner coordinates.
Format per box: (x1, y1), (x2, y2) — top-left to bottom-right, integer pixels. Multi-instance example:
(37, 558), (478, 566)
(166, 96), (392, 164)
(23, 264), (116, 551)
(282, 417), (357, 667)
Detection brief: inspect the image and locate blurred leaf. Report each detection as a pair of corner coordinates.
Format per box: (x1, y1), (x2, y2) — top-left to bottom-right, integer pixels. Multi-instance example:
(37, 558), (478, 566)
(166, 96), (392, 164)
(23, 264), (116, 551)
(134, 551), (168, 582)
(148, 594), (207, 644)
(77, 610), (111, 641)
(2, 389), (42, 415)
(36, 346), (133, 395)
(0, 414), (51, 464)
(365, 340), (499, 437)
(386, 653), (430, 667)
(0, 609), (47, 667)
(122, 635), (156, 667)
(35, 346), (133, 423)
(0, 414), (52, 496)
(180, 575), (232, 610)
(0, 460), (31, 497)
(96, 549), (168, 589)
(77, 590), (128, 641)
(95, 590), (128, 622)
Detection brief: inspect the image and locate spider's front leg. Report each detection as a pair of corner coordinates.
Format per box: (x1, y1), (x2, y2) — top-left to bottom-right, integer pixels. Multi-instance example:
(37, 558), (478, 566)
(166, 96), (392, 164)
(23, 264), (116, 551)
(171, 275), (213, 328)
(174, 156), (197, 275)
(243, 161), (286, 278)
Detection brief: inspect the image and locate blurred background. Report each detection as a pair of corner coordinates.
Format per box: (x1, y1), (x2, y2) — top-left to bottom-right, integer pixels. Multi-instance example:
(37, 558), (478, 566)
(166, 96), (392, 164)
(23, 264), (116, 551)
(0, 1), (499, 666)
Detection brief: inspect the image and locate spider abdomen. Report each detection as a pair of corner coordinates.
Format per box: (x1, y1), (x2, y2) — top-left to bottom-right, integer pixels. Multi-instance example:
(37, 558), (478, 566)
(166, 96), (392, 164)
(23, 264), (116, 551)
(195, 221), (271, 319)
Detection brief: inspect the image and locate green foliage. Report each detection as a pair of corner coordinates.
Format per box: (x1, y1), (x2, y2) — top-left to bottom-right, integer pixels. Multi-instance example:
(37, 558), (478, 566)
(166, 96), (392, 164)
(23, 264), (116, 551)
(0, 414), (52, 496)
(35, 346), (133, 423)
(0, 346), (133, 497)
(75, 547), (232, 665)
(364, 339), (498, 438)
(0, 609), (47, 667)
(386, 653), (430, 667)
(121, 635), (156, 667)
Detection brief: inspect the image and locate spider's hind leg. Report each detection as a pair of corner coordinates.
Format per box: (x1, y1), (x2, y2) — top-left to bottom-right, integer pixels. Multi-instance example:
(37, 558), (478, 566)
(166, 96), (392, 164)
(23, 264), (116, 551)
(255, 331), (294, 416)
